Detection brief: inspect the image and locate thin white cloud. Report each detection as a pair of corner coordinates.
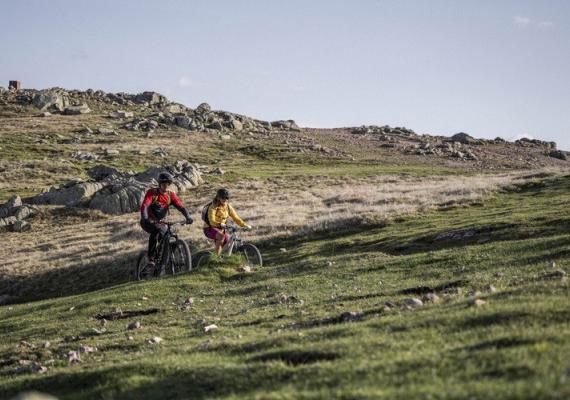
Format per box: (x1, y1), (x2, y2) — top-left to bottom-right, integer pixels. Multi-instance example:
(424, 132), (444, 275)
(178, 76), (196, 88)
(513, 16), (555, 29)
(514, 15), (531, 27)
(538, 20), (554, 29)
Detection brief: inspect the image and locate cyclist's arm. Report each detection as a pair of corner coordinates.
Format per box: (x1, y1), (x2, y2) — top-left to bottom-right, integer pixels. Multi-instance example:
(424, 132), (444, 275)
(140, 190), (154, 220)
(228, 204), (247, 227)
(169, 192), (190, 216)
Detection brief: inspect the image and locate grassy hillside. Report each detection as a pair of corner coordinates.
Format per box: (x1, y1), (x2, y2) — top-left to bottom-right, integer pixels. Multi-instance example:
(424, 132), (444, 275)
(1, 174), (569, 399)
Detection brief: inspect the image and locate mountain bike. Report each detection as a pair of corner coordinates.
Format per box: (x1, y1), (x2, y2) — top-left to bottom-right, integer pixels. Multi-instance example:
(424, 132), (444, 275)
(194, 225), (262, 269)
(135, 220), (192, 280)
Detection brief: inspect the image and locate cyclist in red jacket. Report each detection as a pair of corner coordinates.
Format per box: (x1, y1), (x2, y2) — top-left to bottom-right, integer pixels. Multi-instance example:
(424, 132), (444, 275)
(140, 172), (193, 268)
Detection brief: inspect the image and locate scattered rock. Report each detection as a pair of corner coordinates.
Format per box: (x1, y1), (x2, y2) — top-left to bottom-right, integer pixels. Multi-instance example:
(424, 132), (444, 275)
(104, 149), (120, 157)
(339, 311), (364, 322)
(67, 350), (81, 364)
(482, 284), (497, 293)
(279, 248), (287, 253)
(541, 269), (568, 281)
(405, 298), (423, 308)
(469, 298), (486, 307)
(39, 112), (52, 117)
(237, 265), (252, 273)
(15, 362), (48, 375)
(71, 151), (98, 162)
(97, 127), (116, 135)
(63, 104), (91, 115)
(211, 167), (225, 175)
(181, 298), (194, 310)
(79, 345), (97, 353)
(152, 147), (168, 157)
(110, 110), (134, 119)
(147, 336), (163, 345)
(11, 220), (31, 232)
(91, 328), (106, 335)
(423, 293), (440, 303)
(127, 321), (142, 330)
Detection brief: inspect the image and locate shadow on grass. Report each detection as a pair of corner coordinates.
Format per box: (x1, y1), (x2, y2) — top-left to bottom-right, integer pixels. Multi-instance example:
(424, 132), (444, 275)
(0, 250), (137, 305)
(1, 363), (304, 400)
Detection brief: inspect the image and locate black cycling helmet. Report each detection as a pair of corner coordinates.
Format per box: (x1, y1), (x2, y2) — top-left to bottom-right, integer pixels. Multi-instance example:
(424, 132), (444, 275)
(216, 188), (230, 200)
(158, 172), (174, 184)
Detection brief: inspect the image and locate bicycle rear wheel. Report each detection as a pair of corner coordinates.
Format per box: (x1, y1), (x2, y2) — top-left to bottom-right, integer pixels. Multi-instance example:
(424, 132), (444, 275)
(170, 239), (192, 274)
(236, 243), (263, 267)
(194, 250), (213, 269)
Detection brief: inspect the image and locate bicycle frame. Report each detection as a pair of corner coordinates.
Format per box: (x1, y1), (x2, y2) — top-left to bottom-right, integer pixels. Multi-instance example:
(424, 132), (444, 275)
(223, 226), (244, 255)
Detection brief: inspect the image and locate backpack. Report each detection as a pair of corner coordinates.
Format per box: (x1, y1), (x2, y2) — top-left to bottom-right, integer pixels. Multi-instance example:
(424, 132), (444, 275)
(201, 201), (229, 226)
(151, 189), (172, 206)
(201, 201), (212, 226)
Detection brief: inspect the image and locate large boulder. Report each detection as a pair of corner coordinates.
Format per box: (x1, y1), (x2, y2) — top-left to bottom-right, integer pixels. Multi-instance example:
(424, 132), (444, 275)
(32, 181), (107, 206)
(164, 104), (186, 114)
(87, 165), (125, 181)
(548, 150), (568, 161)
(195, 103), (211, 114)
(135, 161), (202, 193)
(450, 132), (476, 144)
(63, 104), (91, 115)
(0, 195), (22, 218)
(134, 92), (167, 107)
(174, 115), (192, 129)
(32, 90), (69, 112)
(89, 179), (148, 215)
(271, 120), (299, 130)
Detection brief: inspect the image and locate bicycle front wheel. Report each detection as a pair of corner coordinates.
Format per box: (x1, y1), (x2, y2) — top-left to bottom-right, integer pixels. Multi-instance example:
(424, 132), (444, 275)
(170, 239), (192, 273)
(236, 243), (263, 267)
(135, 251), (151, 281)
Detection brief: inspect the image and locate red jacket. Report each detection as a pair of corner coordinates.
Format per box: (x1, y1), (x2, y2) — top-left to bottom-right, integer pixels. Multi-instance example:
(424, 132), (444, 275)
(140, 188), (186, 221)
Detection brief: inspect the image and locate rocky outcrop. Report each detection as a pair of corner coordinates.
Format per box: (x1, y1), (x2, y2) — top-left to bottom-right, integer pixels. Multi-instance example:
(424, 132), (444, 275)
(32, 181), (107, 206)
(548, 150), (568, 161)
(89, 179), (148, 215)
(32, 90), (70, 112)
(515, 138), (557, 149)
(0, 196), (39, 231)
(1, 87), (300, 134)
(352, 125), (416, 137)
(30, 161), (203, 215)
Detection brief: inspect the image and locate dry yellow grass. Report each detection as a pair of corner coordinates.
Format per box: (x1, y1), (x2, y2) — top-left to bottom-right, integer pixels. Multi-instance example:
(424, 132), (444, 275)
(0, 171), (534, 302)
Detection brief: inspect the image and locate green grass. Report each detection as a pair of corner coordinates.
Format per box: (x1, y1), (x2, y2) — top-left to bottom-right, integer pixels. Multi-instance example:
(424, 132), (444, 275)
(1, 177), (569, 399)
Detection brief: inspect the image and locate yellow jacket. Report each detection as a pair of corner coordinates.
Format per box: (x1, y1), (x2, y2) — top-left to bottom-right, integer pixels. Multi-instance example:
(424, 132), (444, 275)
(205, 202), (246, 229)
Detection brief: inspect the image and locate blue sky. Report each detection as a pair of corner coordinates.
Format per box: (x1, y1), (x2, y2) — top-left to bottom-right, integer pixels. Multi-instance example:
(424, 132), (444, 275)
(1, 1), (569, 149)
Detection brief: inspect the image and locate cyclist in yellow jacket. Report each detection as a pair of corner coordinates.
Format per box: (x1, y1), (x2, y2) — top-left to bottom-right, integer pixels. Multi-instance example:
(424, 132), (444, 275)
(204, 188), (251, 255)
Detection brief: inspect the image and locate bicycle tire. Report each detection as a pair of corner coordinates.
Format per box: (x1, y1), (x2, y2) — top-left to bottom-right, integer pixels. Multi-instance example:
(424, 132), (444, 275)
(194, 251), (213, 269)
(170, 239), (192, 273)
(135, 251), (150, 281)
(236, 243), (263, 267)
